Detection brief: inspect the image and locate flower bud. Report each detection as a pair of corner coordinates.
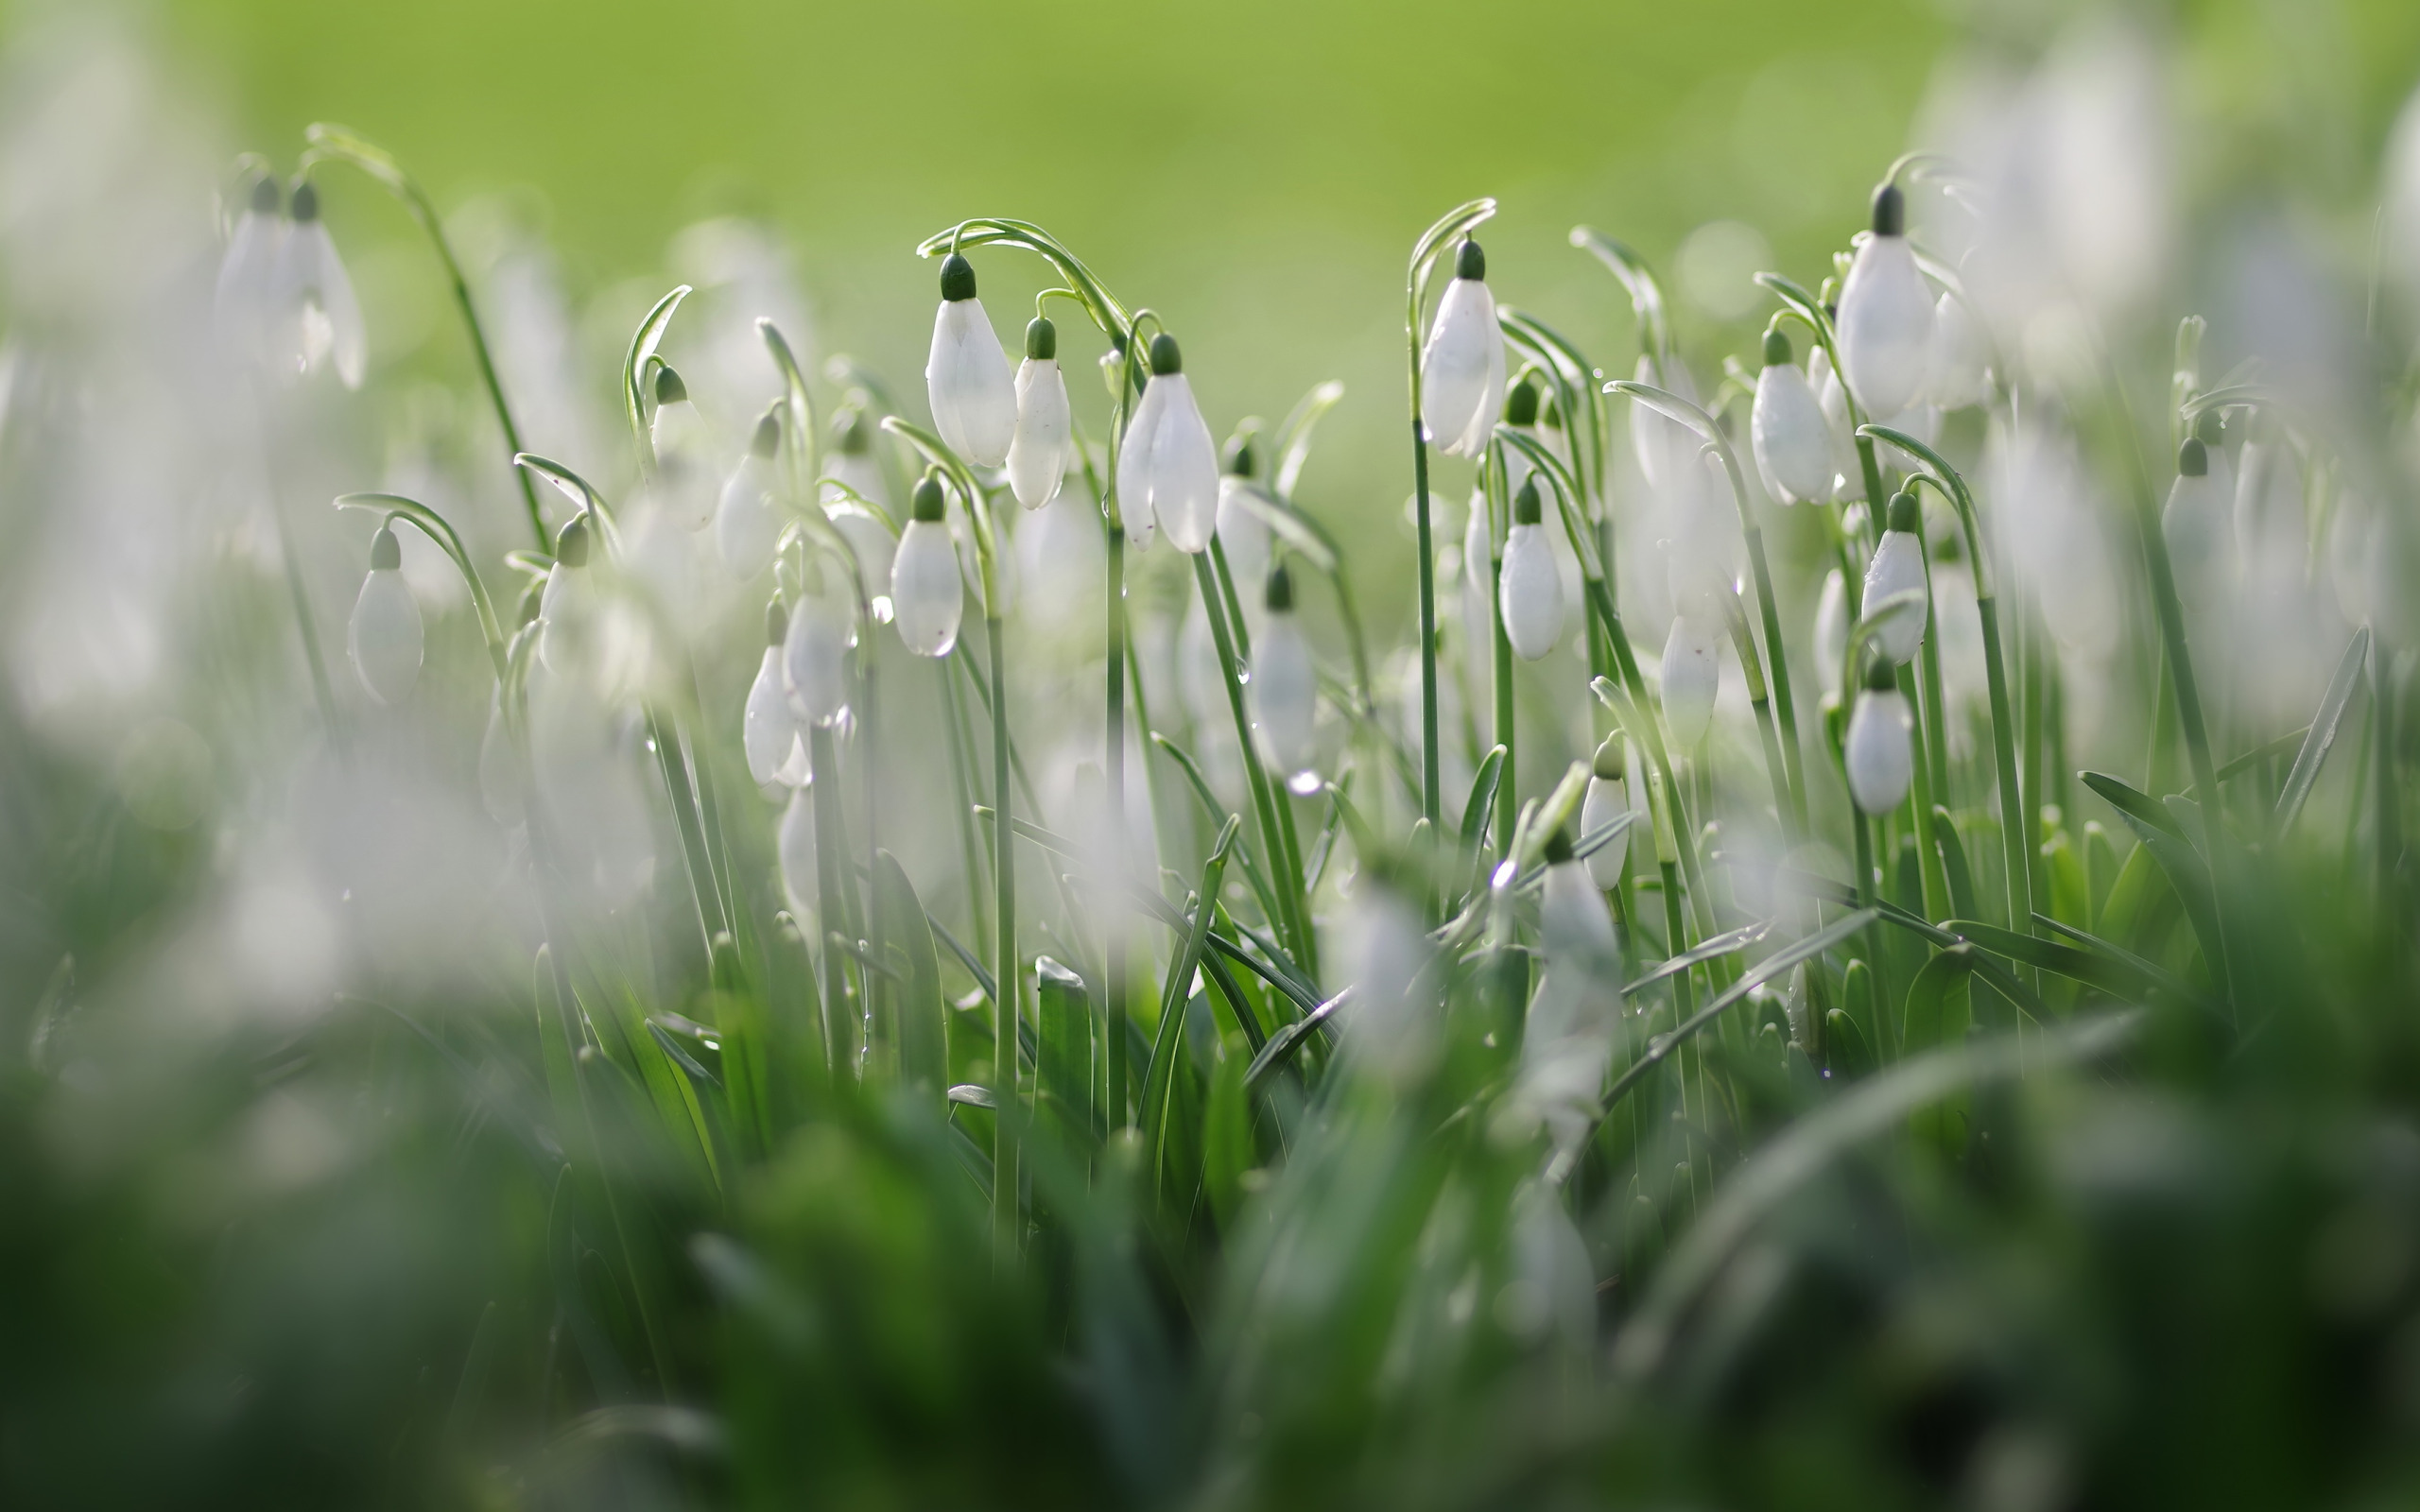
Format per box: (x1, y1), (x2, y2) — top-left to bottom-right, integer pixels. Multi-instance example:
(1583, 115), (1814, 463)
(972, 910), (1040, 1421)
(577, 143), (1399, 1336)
(349, 527), (423, 704)
(1661, 612), (1720, 748)
(1860, 497), (1929, 663)
(1845, 668), (1913, 814)
(1116, 334), (1219, 554)
(891, 476), (964, 657)
(1249, 571), (1318, 776)
(1007, 325), (1072, 510)
(1420, 241), (1506, 458)
(1499, 490), (1564, 662)
(715, 410), (785, 576)
(926, 257), (1016, 466)
(1836, 185), (1934, 419)
(1581, 734), (1632, 889)
(1751, 349), (1834, 506)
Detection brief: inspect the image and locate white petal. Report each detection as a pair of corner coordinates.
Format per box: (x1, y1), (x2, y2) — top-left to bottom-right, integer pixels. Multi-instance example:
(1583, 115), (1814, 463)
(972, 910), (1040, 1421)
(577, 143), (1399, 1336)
(1115, 377), (1167, 551)
(890, 520), (965, 657)
(1846, 688), (1913, 813)
(1581, 775), (1630, 889)
(1249, 615), (1319, 775)
(1498, 523), (1565, 662)
(778, 784), (818, 919)
(651, 402), (718, 531)
(1812, 349), (1858, 500)
(1927, 292), (1992, 410)
(782, 588), (853, 726)
(2162, 472), (2234, 590)
(1837, 235), (1935, 419)
(214, 211), (283, 366)
(1751, 363), (1836, 505)
(1660, 613), (1720, 748)
(537, 563), (590, 680)
(1814, 568), (1848, 697)
(1630, 354), (1703, 494)
(348, 567), (423, 704)
(1006, 357), (1071, 508)
(1860, 529), (1930, 662)
(1540, 860), (1617, 961)
(716, 454), (781, 576)
(1421, 278), (1501, 457)
(925, 299), (1017, 466)
(1142, 373), (1220, 554)
(825, 504), (894, 606)
(1216, 476), (1271, 590)
(744, 646), (803, 785)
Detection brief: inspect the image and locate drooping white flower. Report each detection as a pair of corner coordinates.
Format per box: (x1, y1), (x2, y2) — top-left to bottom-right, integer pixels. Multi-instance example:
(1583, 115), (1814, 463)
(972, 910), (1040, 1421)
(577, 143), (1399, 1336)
(2162, 436), (2233, 597)
(1018, 487), (1106, 636)
(537, 515), (596, 680)
(1338, 874), (1439, 1084)
(782, 564), (854, 728)
(1661, 612), (1720, 749)
(1521, 826), (1624, 1162)
(2190, 407), (2235, 521)
(215, 173), (285, 369)
(648, 366), (717, 532)
(2233, 418), (2304, 572)
(1249, 564), (1318, 777)
(1815, 567), (1849, 698)
(1007, 317), (1072, 509)
(1860, 490), (1929, 663)
(1810, 344), (1857, 500)
(925, 252), (1017, 467)
(1580, 735), (1632, 889)
(1630, 353), (1703, 500)
(824, 502), (893, 611)
(1116, 334), (1219, 554)
(820, 408), (889, 511)
(1836, 184), (1935, 419)
(348, 524), (423, 704)
(744, 599), (809, 788)
(1498, 480), (1564, 662)
(1845, 662), (1913, 813)
(716, 410), (785, 576)
(777, 782), (818, 920)
(270, 180), (365, 388)
(891, 472), (965, 657)
(1215, 436), (1272, 593)
(1538, 834), (1619, 965)
(1420, 239), (1506, 457)
(1927, 290), (1992, 410)
(1751, 331), (1835, 506)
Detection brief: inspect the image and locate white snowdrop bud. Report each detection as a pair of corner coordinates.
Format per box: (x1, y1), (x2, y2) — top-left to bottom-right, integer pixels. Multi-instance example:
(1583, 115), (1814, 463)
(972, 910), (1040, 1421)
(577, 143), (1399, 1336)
(925, 252), (1018, 467)
(538, 514), (596, 680)
(271, 180), (365, 388)
(1007, 317), (1072, 509)
(1836, 184), (1934, 420)
(1249, 565), (1319, 777)
(1419, 239), (1506, 458)
(648, 366), (717, 532)
(2162, 437), (2232, 591)
(1215, 436), (1272, 592)
(1498, 480), (1564, 662)
(782, 564), (853, 728)
(1860, 490), (1929, 663)
(1339, 873), (1438, 1083)
(716, 410), (785, 576)
(891, 472), (965, 657)
(216, 172), (285, 369)
(777, 782), (818, 919)
(1661, 612), (1720, 748)
(1814, 567), (1849, 698)
(1581, 735), (1631, 889)
(2189, 408), (2235, 524)
(1927, 291), (1991, 410)
(1538, 828), (1618, 963)
(1751, 330), (1834, 505)
(1116, 334), (1219, 554)
(744, 598), (809, 787)
(349, 525), (423, 704)
(1845, 660), (1913, 814)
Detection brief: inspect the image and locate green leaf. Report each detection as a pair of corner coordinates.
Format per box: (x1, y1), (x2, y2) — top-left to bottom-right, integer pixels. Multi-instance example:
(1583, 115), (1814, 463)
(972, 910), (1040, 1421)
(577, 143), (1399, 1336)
(1572, 228), (1672, 360)
(2082, 770), (2187, 843)
(1942, 918), (2157, 1001)
(622, 284), (692, 471)
(1035, 955), (1094, 1143)
(1932, 806), (1979, 921)
(1459, 745), (1506, 859)
(2275, 626), (2370, 832)
(1900, 945), (1974, 1057)
(872, 850), (948, 1099)
(1270, 379), (1346, 498)
(1201, 1052), (1253, 1232)
(1623, 919), (1774, 999)
(2083, 771), (2221, 975)
(1141, 818), (1240, 1185)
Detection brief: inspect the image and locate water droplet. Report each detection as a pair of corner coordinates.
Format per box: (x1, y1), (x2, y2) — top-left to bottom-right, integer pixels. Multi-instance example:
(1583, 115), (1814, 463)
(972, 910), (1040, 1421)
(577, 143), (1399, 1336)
(1287, 769), (1322, 797)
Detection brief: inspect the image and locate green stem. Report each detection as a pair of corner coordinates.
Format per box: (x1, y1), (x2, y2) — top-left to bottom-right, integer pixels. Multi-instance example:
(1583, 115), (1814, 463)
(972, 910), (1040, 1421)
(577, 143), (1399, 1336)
(1899, 662), (1949, 923)
(987, 612), (1018, 1252)
(1106, 524), (1130, 1130)
(1192, 553), (1312, 971)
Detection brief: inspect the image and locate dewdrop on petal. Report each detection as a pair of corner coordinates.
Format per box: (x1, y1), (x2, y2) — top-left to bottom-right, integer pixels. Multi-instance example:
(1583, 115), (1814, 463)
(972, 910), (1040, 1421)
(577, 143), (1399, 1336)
(1216, 436), (1272, 592)
(1581, 734), (1631, 889)
(216, 171), (285, 368)
(537, 513), (596, 680)
(1006, 317), (1072, 509)
(649, 366), (717, 531)
(1751, 329), (1834, 506)
(1498, 477), (1564, 662)
(271, 179), (365, 387)
(1836, 182), (1934, 420)
(1860, 490), (1929, 663)
(1420, 238), (1506, 458)
(744, 596), (809, 787)
(1249, 563), (1319, 779)
(925, 251), (1017, 467)
(1661, 612), (1720, 749)
(1116, 334), (1219, 554)
(716, 409), (785, 576)
(1845, 657), (1913, 814)
(891, 472), (964, 657)
(348, 524), (423, 704)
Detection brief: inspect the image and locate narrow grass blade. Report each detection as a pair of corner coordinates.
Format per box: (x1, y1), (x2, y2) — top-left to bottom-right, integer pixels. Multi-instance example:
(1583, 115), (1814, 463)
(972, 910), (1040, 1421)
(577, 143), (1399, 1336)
(2274, 626), (2370, 832)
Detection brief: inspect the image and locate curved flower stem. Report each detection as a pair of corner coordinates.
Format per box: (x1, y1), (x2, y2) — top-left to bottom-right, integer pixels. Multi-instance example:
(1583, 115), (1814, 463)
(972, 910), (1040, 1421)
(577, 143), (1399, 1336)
(621, 285), (692, 481)
(334, 491), (509, 678)
(302, 125), (549, 552)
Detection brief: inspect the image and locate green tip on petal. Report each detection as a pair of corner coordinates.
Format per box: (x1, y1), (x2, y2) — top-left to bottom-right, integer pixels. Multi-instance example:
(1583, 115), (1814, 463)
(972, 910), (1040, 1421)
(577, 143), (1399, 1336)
(2178, 437), (2208, 478)
(1763, 328), (1792, 368)
(1026, 316), (1056, 361)
(1871, 181), (1903, 238)
(752, 409), (782, 459)
(2193, 406), (2224, 447)
(1149, 333), (1182, 377)
(1862, 654), (1898, 693)
(1592, 733), (1625, 782)
(370, 524), (401, 571)
(555, 514), (592, 568)
(1513, 476), (1542, 525)
(654, 364), (688, 406)
(1503, 378), (1539, 427)
(1543, 825), (1575, 866)
(1455, 237), (1486, 281)
(1265, 561), (1294, 613)
(764, 594), (787, 647)
(911, 471), (947, 523)
(940, 251), (977, 301)
(248, 173), (280, 215)
(1223, 434), (1257, 477)
(288, 179), (320, 222)
(1887, 490), (1919, 534)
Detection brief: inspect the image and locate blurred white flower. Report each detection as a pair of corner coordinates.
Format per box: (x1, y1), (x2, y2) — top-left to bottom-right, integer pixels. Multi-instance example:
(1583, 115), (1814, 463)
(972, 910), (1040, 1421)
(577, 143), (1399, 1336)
(778, 782), (818, 920)
(1498, 481), (1564, 662)
(1860, 491), (1928, 664)
(270, 179), (364, 387)
(891, 473), (965, 657)
(1660, 612), (1720, 749)
(782, 563), (854, 728)
(820, 408), (890, 510)
(2161, 437), (2235, 604)
(715, 411), (784, 577)
(744, 601), (809, 788)
(1249, 565), (1318, 778)
(1336, 875), (1437, 1084)
(1751, 331), (1833, 506)
(537, 515), (596, 679)
(1420, 239), (1504, 458)
(1018, 485), (1104, 638)
(1116, 334), (1219, 554)
(1007, 317), (1071, 509)
(824, 499), (893, 612)
(1580, 735), (1636, 888)
(214, 173), (284, 368)
(648, 365), (717, 532)
(1215, 448), (1272, 593)
(1845, 667), (1912, 814)
(347, 525), (423, 704)
(925, 251), (1016, 467)
(1837, 185), (1934, 419)
(1630, 353), (1706, 504)
(1814, 567), (1848, 699)
(1927, 291), (1992, 410)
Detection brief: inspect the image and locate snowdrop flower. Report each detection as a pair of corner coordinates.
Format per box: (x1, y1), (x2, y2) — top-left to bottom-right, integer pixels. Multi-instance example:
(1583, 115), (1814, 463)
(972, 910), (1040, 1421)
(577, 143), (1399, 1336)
(1338, 871), (1438, 1084)
(216, 172), (284, 367)
(1927, 291), (1992, 410)
(821, 408), (889, 510)
(1498, 478), (1564, 662)
(1845, 657), (1912, 814)
(715, 409), (784, 576)
(1814, 568), (1849, 698)
(537, 514), (596, 680)
(1580, 734), (1632, 889)
(649, 366), (717, 531)
(1538, 826), (1619, 968)
(1249, 563), (1318, 777)
(925, 251), (1017, 467)
(2162, 436), (2233, 594)
(271, 179), (365, 388)
(1006, 317), (1072, 509)
(1860, 490), (1929, 663)
(1420, 238), (1505, 458)
(1521, 825), (1623, 1160)
(2190, 408), (2234, 520)
(1751, 330), (1834, 506)
(891, 472), (964, 657)
(348, 524), (423, 704)
(744, 597), (809, 788)
(1215, 436), (1272, 592)
(1116, 333), (1219, 554)
(1661, 612), (1720, 749)
(782, 561), (854, 728)
(1836, 183), (1934, 419)
(777, 783), (817, 920)
(1810, 344), (1857, 499)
